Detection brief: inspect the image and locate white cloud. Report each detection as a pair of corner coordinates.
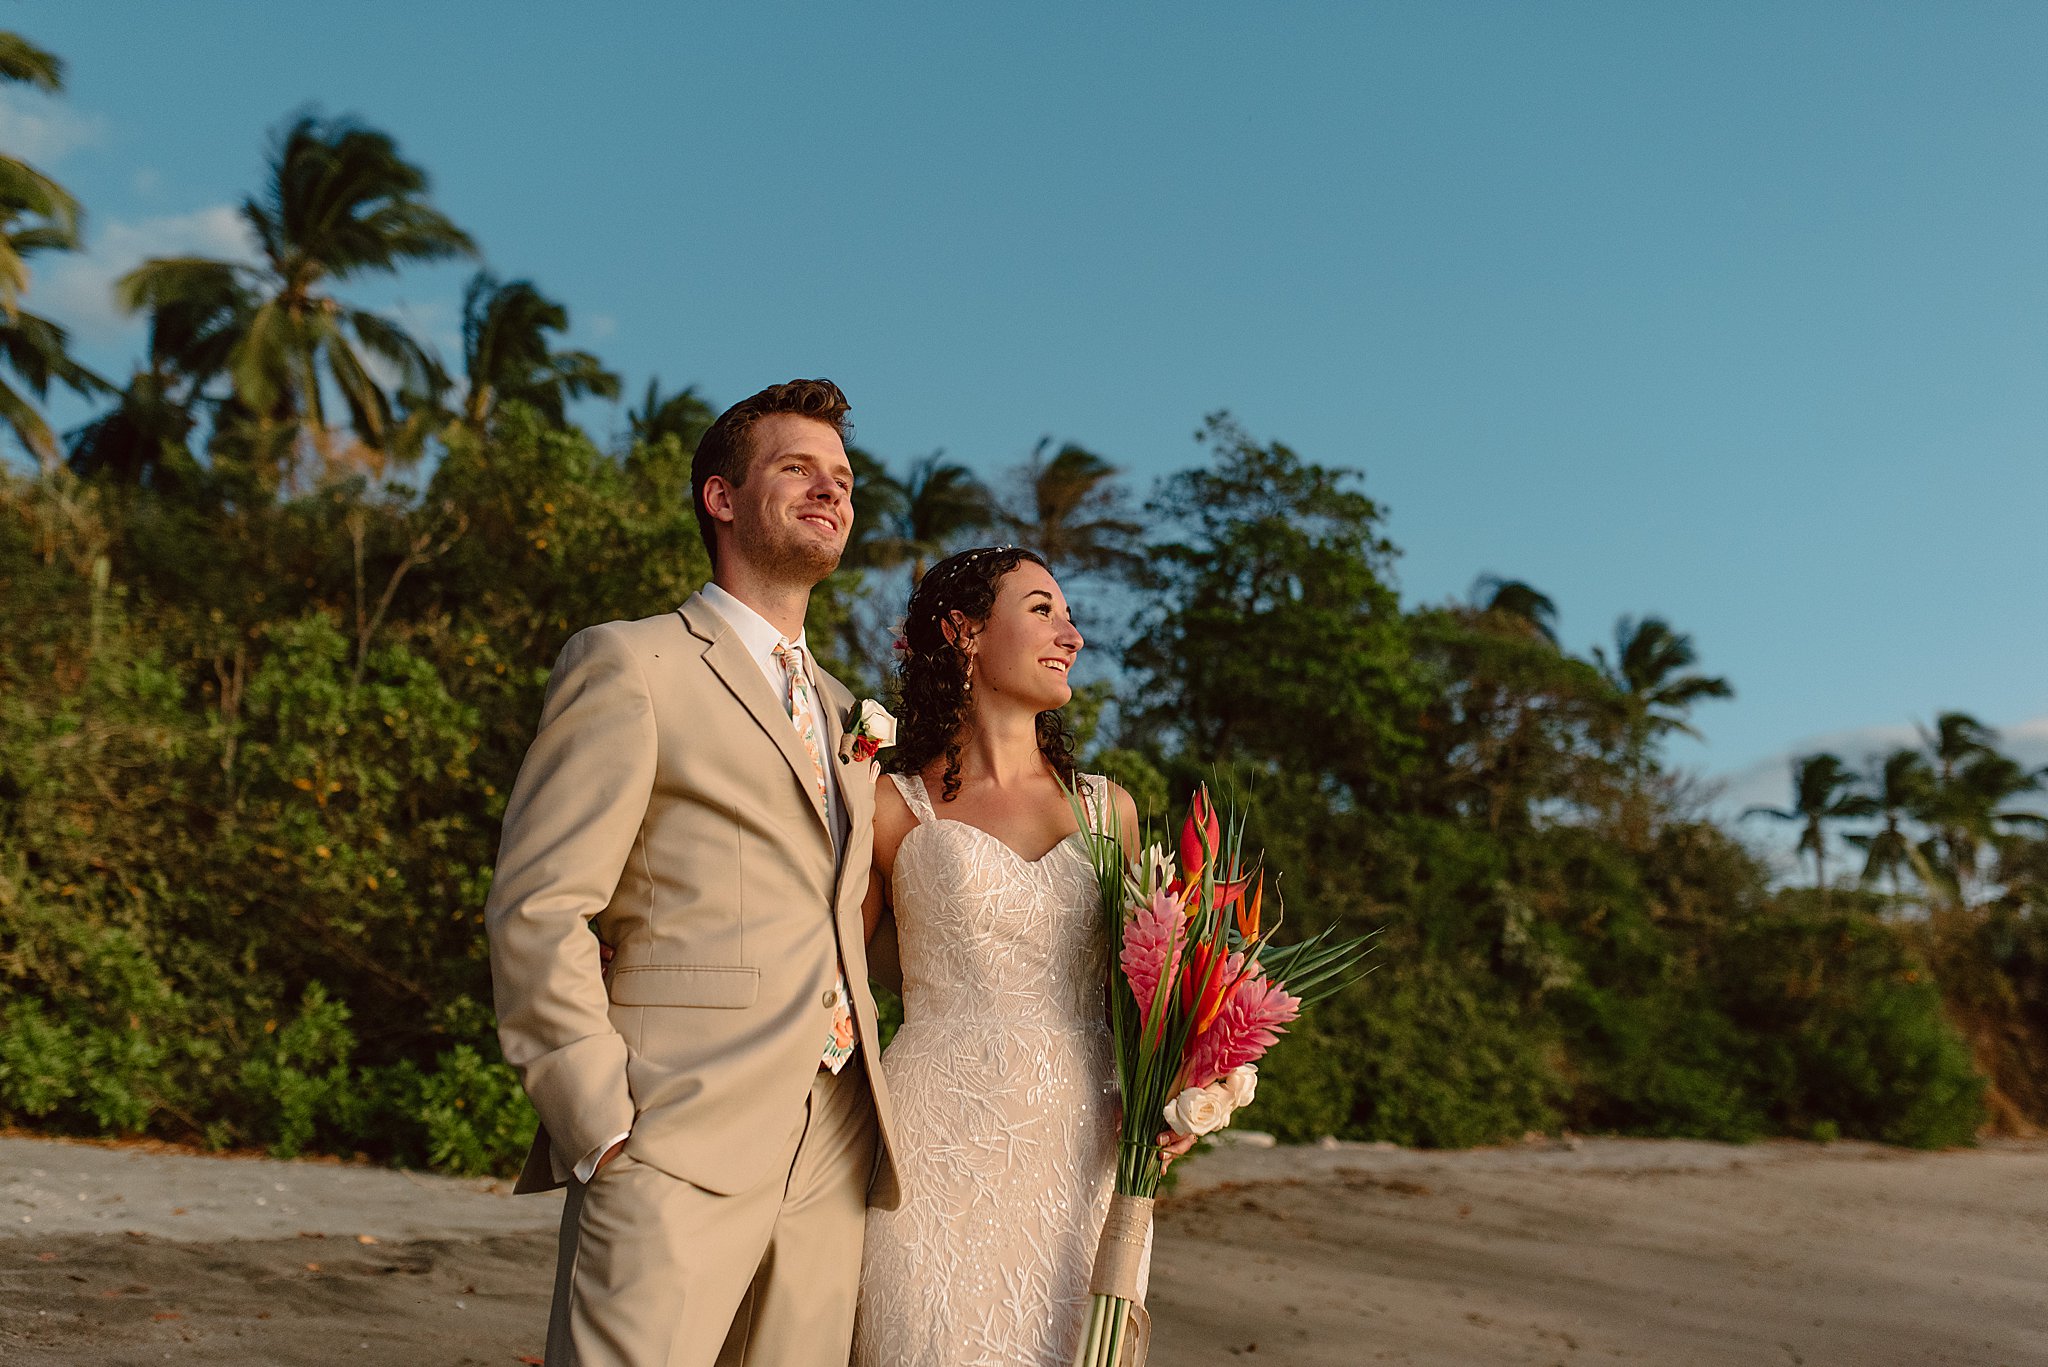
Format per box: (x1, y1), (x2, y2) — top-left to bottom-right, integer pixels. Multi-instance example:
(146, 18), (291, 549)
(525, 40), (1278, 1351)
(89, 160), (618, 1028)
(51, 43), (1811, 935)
(585, 312), (618, 340)
(0, 87), (105, 166)
(34, 204), (260, 343)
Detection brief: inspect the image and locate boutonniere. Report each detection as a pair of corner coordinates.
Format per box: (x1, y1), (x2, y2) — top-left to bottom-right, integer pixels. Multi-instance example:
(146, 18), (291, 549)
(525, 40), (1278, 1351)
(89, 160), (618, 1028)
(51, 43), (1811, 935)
(838, 699), (898, 765)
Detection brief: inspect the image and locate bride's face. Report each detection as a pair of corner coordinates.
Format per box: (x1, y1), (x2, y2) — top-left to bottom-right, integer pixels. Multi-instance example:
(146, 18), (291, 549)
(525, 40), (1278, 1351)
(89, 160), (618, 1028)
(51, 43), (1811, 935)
(958, 560), (1084, 712)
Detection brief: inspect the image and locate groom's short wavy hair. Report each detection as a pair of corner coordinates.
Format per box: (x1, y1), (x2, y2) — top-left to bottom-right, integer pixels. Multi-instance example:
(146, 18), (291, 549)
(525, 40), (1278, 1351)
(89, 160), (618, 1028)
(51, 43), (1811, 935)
(690, 378), (854, 571)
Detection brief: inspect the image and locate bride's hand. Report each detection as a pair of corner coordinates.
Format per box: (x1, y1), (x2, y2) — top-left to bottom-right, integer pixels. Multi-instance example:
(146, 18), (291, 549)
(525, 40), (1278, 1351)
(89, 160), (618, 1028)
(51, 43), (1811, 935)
(597, 939), (615, 980)
(1157, 1129), (1197, 1170)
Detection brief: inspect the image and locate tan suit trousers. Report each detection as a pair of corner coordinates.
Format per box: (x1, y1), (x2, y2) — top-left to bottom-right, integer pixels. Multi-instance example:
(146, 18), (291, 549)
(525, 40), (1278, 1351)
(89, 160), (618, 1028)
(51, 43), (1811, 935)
(544, 1059), (879, 1367)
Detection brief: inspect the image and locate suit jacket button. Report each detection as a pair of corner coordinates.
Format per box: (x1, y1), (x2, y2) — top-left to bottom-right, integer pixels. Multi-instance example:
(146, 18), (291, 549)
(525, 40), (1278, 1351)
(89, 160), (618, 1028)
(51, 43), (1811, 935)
(823, 989), (840, 1008)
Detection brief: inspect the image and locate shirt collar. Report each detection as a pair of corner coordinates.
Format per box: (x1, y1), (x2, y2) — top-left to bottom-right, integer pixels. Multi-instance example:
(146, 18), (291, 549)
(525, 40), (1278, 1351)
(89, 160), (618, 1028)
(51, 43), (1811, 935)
(701, 581), (809, 664)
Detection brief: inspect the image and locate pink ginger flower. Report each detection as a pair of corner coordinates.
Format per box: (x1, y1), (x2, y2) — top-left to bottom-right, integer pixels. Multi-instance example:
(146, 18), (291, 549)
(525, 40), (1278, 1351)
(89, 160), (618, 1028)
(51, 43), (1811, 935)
(1121, 889), (1188, 1037)
(1181, 971), (1301, 1091)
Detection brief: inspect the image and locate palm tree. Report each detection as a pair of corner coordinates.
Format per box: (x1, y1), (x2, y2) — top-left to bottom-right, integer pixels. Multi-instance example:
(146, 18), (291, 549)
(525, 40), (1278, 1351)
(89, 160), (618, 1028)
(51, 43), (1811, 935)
(903, 453), (996, 585)
(65, 366), (196, 488)
(858, 452), (994, 586)
(999, 440), (1138, 574)
(840, 447), (909, 571)
(0, 32), (77, 317)
(1594, 615), (1733, 759)
(1913, 715), (2047, 902)
(0, 278), (109, 470)
(1744, 752), (1875, 891)
(0, 30), (109, 467)
(452, 271), (618, 431)
(1845, 747), (1932, 900)
(628, 379), (715, 452)
(118, 113), (476, 484)
(1471, 575), (1560, 645)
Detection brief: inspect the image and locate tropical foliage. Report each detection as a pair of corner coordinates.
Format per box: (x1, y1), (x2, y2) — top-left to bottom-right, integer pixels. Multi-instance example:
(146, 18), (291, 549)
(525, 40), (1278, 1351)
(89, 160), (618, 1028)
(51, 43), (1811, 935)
(0, 32), (2030, 1173)
(116, 113), (476, 487)
(0, 32), (107, 468)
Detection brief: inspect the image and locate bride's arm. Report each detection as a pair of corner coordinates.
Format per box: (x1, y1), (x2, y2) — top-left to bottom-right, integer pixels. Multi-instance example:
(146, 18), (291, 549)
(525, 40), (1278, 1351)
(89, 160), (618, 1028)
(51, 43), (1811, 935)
(1104, 779), (1142, 862)
(861, 776), (917, 996)
(863, 776), (916, 943)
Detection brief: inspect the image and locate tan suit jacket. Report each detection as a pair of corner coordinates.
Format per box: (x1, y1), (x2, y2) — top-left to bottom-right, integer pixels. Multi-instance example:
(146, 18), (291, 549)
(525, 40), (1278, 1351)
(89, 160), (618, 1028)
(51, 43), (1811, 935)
(486, 593), (901, 1208)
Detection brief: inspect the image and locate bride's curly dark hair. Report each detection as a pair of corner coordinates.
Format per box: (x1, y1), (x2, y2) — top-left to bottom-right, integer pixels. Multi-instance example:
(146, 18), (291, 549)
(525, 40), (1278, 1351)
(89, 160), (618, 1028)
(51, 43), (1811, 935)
(886, 545), (1079, 802)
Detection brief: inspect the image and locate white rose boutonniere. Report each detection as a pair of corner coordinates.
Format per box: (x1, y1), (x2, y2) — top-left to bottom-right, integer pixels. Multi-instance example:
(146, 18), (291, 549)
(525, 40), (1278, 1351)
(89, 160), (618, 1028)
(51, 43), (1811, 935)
(839, 699), (898, 765)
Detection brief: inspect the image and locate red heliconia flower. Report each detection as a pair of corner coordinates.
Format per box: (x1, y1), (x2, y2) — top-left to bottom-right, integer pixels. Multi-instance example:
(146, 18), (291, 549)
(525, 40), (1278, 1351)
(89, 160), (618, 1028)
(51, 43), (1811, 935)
(1179, 944), (1241, 1035)
(1177, 785), (1220, 884)
(1182, 971), (1301, 1091)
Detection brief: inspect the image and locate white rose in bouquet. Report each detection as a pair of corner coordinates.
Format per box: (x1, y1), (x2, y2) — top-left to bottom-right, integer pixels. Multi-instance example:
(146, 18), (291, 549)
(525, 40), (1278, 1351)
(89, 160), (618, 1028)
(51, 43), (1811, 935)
(1163, 1085), (1232, 1137)
(1218, 1063), (1258, 1111)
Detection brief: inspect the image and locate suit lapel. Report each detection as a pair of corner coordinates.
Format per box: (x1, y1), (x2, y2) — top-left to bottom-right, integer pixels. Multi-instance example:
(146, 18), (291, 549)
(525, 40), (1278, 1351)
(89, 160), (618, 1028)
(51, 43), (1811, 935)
(680, 595), (831, 839)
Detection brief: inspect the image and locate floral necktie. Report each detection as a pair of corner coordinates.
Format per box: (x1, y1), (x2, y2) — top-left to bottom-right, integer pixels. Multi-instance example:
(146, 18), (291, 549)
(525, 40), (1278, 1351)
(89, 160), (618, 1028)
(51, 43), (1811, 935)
(774, 639), (855, 1075)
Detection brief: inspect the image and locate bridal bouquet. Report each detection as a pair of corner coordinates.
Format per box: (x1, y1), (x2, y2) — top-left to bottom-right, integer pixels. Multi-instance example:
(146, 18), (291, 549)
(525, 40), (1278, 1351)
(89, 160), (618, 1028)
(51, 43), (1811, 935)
(1068, 783), (1373, 1367)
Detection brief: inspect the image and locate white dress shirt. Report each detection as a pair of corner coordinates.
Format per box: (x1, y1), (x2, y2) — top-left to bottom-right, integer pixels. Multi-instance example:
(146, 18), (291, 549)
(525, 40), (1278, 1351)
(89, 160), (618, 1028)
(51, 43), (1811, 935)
(699, 582), (847, 851)
(574, 584), (848, 1182)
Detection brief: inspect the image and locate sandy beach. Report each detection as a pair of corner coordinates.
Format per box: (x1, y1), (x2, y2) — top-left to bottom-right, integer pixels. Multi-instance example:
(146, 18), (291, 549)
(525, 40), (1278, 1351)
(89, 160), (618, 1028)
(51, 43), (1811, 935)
(2, 1133), (2042, 1366)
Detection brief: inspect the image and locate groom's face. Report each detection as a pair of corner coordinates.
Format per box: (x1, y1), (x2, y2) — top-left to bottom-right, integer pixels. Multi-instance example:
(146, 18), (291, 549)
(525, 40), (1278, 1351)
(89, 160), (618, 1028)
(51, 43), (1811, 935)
(714, 414), (854, 583)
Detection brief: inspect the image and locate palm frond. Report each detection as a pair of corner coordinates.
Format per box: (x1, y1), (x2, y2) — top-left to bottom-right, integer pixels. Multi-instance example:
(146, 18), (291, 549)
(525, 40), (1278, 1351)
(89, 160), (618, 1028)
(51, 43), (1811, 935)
(0, 368), (55, 463)
(0, 33), (64, 91)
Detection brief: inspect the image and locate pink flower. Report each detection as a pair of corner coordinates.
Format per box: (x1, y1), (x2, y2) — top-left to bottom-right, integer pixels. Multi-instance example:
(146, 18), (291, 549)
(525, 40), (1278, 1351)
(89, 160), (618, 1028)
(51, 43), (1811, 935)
(1181, 972), (1300, 1091)
(1121, 889), (1188, 1037)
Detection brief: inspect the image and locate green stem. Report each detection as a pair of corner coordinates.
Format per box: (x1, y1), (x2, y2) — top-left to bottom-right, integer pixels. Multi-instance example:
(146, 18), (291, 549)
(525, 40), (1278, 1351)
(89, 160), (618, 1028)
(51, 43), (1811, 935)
(1104, 1297), (1128, 1365)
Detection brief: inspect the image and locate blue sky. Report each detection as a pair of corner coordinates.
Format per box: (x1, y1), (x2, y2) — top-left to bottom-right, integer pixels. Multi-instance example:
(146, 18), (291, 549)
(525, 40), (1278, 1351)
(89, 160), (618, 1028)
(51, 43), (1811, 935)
(8, 2), (2048, 830)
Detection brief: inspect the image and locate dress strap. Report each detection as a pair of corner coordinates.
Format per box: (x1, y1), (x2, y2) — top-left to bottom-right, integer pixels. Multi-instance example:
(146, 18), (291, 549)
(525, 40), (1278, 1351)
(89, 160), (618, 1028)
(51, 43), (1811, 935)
(890, 771), (937, 824)
(1077, 773), (1109, 829)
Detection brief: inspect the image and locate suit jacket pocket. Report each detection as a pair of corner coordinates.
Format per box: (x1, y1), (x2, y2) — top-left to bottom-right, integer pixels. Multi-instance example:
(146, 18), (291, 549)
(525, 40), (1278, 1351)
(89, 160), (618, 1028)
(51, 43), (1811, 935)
(609, 965), (760, 1008)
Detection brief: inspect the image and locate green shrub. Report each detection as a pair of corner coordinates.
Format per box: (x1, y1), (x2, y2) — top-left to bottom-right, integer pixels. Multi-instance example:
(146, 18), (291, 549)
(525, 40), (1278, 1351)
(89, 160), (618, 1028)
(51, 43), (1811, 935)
(372, 1045), (537, 1177)
(1248, 1027), (1354, 1142)
(1335, 959), (1565, 1147)
(1559, 982), (1766, 1141)
(1724, 911), (1983, 1149)
(236, 983), (366, 1158)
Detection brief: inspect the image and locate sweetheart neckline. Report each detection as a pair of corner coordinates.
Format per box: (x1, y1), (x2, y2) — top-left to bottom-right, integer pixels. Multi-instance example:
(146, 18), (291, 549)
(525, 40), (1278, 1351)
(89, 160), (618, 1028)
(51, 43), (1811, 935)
(895, 771), (1096, 868)
(910, 818), (1088, 869)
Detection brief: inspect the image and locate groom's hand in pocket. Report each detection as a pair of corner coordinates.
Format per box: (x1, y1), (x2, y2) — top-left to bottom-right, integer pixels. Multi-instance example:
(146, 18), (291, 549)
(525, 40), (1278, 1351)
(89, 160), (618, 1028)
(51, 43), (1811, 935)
(593, 1137), (627, 1176)
(590, 942), (624, 1177)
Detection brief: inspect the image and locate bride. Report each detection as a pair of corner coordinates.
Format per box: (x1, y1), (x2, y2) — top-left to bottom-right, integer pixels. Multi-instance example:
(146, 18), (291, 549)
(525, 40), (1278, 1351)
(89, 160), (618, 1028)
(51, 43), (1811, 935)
(850, 545), (1154, 1367)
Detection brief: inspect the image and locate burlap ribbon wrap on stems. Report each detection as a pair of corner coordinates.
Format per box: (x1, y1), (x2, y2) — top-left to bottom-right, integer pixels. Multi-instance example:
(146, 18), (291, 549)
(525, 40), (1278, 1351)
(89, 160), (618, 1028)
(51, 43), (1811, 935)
(1085, 1194), (1153, 1365)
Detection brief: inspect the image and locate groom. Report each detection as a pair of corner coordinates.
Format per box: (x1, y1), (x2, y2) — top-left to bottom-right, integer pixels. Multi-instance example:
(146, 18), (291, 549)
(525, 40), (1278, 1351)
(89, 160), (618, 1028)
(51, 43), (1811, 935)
(486, 378), (901, 1366)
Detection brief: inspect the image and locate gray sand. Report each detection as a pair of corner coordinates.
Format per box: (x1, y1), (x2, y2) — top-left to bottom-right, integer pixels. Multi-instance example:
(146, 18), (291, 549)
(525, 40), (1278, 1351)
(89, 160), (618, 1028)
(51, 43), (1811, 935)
(3, 1133), (2043, 1365)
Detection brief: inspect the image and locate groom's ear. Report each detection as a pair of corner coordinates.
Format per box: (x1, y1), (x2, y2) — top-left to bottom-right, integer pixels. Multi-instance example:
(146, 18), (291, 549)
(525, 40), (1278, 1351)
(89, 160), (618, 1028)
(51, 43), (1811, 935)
(700, 475), (738, 526)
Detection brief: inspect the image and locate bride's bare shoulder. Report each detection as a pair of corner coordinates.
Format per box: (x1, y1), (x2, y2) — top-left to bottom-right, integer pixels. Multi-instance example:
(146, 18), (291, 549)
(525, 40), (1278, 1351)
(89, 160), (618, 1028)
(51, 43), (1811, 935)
(872, 771), (920, 871)
(1085, 774), (1142, 854)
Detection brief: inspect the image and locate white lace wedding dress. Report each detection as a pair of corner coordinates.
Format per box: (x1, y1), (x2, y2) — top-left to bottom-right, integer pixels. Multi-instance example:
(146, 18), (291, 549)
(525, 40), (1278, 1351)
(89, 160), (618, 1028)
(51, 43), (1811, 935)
(852, 772), (1138, 1367)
